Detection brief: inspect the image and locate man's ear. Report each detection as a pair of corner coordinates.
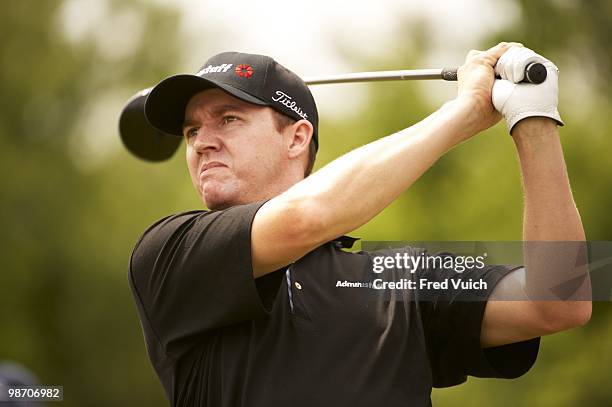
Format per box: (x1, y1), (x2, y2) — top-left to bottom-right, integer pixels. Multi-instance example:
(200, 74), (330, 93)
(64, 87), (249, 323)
(286, 119), (313, 159)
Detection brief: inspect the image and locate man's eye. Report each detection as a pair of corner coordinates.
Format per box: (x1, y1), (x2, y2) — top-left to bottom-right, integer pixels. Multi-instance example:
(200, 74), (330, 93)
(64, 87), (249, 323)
(222, 116), (238, 125)
(185, 127), (199, 138)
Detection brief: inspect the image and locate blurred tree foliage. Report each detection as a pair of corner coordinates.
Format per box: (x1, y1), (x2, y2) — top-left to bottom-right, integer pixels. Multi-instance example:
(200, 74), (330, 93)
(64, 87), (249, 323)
(0, 0), (186, 405)
(0, 0), (609, 406)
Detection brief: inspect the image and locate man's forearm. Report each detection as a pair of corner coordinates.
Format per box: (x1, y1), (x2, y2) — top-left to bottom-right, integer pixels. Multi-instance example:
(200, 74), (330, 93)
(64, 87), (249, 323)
(280, 98), (478, 244)
(513, 117), (585, 241)
(512, 117), (591, 327)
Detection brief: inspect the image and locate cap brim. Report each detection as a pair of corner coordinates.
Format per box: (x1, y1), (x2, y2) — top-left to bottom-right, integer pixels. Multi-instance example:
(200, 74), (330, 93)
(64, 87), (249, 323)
(119, 88), (182, 162)
(144, 75), (268, 136)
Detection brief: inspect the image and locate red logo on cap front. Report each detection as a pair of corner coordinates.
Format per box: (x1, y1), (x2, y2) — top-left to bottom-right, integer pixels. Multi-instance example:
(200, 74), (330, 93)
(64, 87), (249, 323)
(235, 64), (254, 78)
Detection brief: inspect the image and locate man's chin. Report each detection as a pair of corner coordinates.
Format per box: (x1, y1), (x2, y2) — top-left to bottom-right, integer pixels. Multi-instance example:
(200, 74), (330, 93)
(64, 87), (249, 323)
(200, 186), (238, 211)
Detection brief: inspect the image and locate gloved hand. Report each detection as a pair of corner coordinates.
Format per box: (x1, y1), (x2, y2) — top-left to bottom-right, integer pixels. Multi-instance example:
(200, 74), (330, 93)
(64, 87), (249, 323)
(492, 46), (564, 134)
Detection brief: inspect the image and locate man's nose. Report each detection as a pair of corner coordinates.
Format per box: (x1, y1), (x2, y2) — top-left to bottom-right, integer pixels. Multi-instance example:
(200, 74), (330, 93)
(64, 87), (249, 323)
(192, 130), (221, 154)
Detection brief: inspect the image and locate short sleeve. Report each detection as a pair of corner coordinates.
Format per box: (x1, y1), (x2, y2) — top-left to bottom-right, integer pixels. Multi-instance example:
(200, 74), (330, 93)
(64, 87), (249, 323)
(128, 201), (269, 359)
(420, 263), (540, 388)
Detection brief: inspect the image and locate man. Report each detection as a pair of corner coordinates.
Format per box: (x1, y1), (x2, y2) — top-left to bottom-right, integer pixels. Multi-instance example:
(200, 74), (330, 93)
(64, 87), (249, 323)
(128, 43), (591, 406)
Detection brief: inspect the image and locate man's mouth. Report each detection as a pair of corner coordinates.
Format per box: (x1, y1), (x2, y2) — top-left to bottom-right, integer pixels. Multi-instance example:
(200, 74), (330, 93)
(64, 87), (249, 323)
(200, 162), (227, 175)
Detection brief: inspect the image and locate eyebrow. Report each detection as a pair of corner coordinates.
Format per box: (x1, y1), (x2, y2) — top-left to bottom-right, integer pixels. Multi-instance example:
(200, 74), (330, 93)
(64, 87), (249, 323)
(183, 104), (249, 129)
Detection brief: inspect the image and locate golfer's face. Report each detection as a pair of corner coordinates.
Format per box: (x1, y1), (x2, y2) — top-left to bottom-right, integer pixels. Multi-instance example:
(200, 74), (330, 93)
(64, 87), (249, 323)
(183, 88), (286, 209)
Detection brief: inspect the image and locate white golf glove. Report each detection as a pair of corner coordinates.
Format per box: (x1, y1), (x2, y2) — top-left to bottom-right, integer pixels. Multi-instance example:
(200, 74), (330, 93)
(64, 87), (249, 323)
(492, 46), (564, 133)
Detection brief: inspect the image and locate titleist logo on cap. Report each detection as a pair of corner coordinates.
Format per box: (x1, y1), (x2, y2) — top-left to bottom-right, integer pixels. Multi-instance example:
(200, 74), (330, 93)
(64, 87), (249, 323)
(197, 64), (233, 75)
(272, 90), (308, 120)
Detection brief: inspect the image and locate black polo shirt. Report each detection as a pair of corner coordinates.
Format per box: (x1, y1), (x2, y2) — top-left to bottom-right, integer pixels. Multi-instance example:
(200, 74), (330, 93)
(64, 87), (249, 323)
(128, 201), (539, 407)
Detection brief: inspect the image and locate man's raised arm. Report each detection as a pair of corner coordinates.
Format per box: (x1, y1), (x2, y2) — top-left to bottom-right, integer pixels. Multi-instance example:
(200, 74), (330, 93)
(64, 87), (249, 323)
(251, 43), (517, 276)
(481, 48), (592, 347)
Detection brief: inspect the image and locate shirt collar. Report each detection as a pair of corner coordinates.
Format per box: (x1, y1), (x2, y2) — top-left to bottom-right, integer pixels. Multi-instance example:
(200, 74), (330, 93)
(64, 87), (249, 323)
(332, 235), (360, 249)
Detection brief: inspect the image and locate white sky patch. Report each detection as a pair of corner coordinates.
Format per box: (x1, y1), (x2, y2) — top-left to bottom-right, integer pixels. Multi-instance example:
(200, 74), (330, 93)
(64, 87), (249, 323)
(57, 0), (145, 61)
(56, 0), (110, 44)
(417, 0), (521, 105)
(69, 91), (126, 172)
(95, 8), (145, 61)
(561, 55), (600, 124)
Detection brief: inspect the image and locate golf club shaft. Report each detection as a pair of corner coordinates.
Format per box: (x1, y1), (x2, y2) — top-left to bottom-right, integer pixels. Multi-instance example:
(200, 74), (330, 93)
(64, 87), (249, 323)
(304, 62), (546, 85)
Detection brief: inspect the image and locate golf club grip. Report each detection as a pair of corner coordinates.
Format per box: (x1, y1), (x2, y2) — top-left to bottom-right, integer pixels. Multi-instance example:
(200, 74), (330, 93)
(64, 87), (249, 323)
(441, 62), (548, 84)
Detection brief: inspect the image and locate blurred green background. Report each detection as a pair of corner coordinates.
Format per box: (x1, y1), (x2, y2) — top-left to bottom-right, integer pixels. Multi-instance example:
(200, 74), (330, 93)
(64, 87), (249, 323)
(1, 0), (610, 405)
